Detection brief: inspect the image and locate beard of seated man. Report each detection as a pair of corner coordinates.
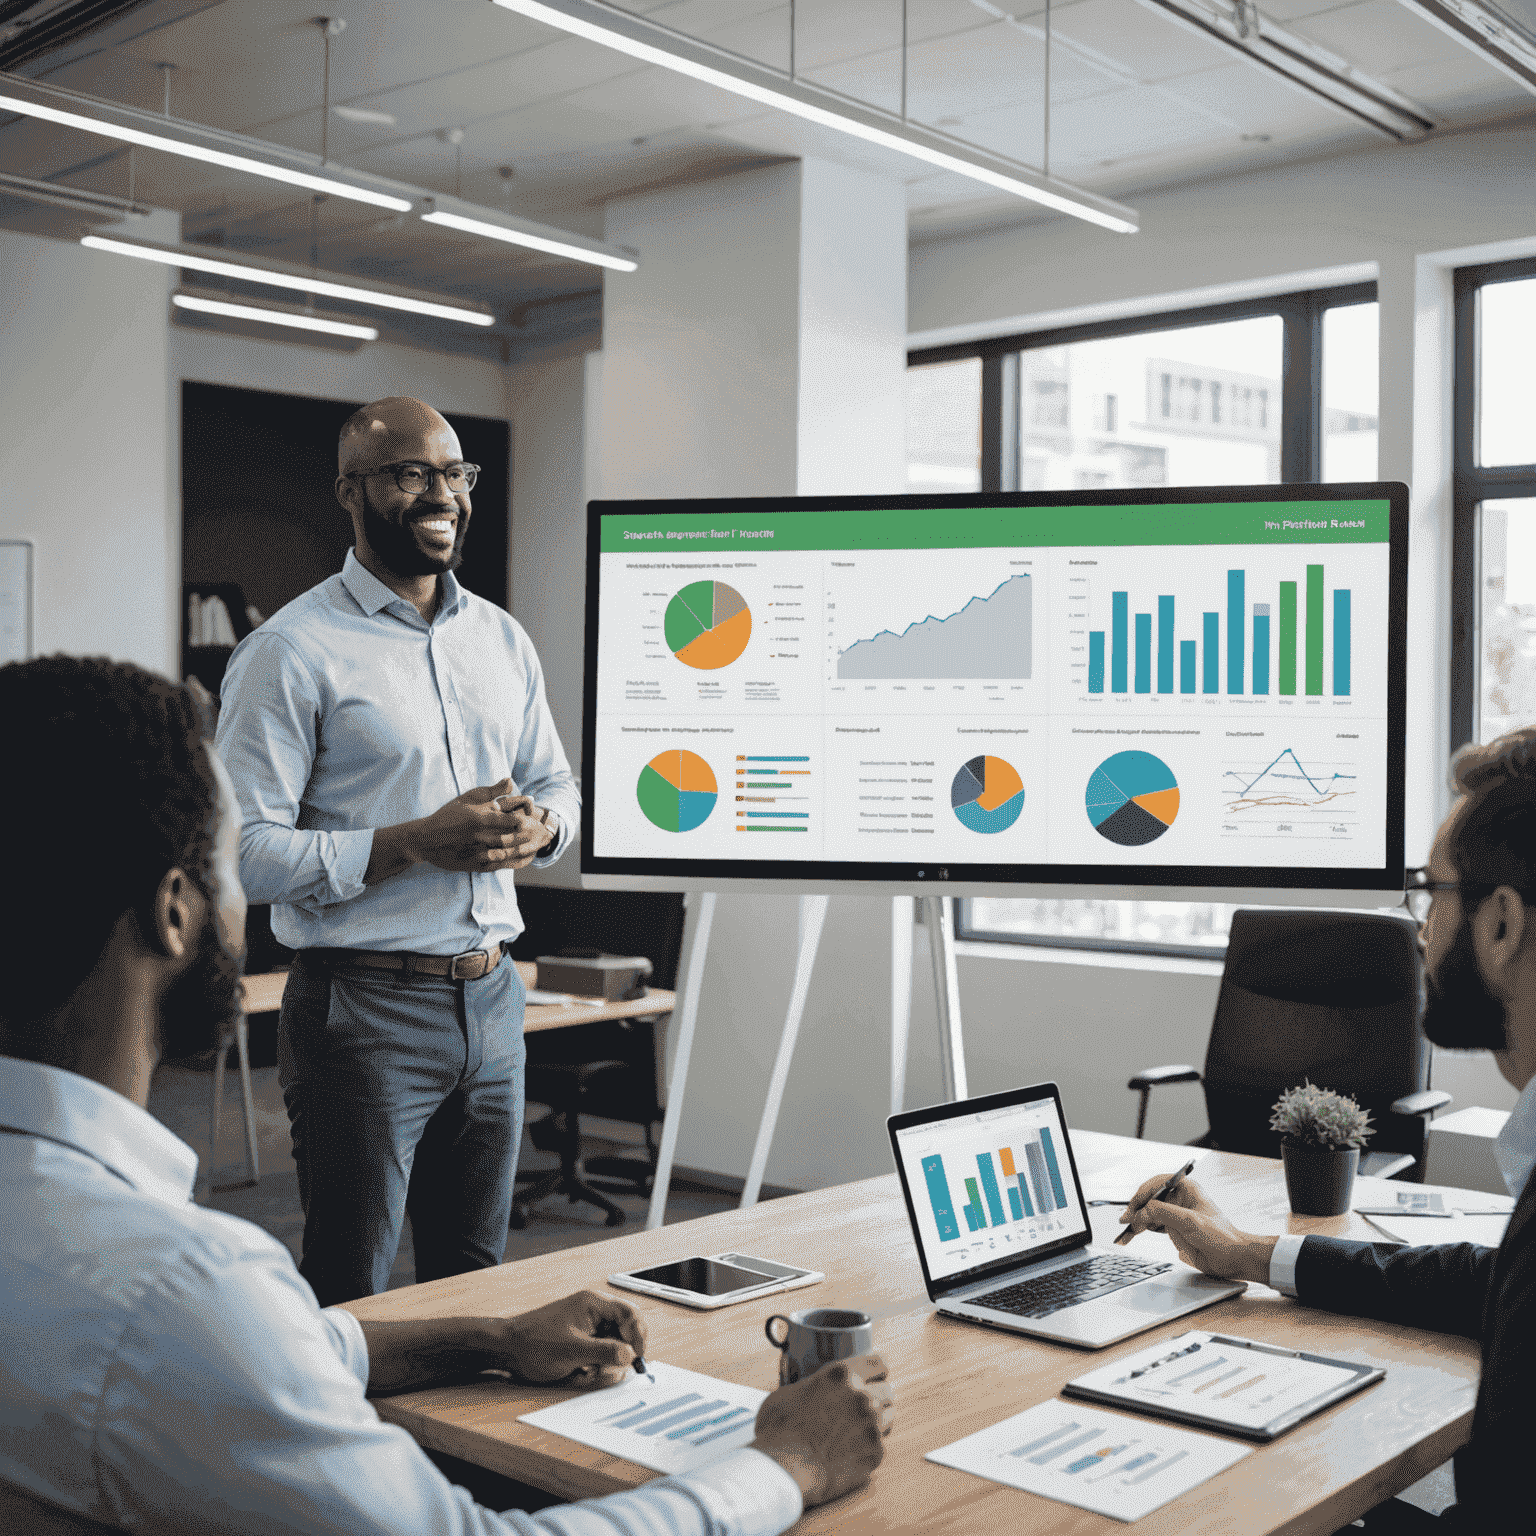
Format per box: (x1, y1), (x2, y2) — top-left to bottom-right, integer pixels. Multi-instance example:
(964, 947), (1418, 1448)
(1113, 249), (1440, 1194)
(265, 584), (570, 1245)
(1420, 909), (1510, 1056)
(152, 900), (248, 1068)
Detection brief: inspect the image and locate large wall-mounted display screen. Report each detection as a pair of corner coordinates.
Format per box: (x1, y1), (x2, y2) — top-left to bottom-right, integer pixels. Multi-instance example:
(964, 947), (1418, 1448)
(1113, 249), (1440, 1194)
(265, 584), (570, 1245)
(580, 485), (1406, 896)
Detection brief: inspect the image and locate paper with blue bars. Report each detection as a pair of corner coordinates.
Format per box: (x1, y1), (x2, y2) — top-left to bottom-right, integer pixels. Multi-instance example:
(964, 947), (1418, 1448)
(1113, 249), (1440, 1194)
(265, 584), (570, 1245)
(519, 1361), (767, 1475)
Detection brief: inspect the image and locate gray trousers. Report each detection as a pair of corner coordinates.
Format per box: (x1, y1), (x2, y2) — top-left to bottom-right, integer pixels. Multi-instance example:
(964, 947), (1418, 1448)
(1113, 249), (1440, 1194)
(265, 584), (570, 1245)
(277, 950), (526, 1306)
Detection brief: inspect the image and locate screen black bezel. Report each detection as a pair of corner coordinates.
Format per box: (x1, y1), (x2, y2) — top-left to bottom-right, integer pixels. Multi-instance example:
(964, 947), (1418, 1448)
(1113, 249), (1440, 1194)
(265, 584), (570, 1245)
(581, 482), (1408, 891)
(887, 1081), (1094, 1301)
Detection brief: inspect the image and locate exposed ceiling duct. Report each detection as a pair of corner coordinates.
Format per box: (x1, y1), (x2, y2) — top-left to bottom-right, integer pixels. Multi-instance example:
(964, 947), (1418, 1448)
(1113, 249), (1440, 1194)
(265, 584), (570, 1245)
(0, 0), (158, 73)
(1134, 0), (1437, 140)
(1395, 0), (1536, 93)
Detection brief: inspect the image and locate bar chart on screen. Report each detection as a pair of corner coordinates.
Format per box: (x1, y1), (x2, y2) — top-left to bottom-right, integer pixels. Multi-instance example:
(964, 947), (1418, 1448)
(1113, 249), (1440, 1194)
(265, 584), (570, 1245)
(921, 1125), (1073, 1247)
(519, 1362), (768, 1475)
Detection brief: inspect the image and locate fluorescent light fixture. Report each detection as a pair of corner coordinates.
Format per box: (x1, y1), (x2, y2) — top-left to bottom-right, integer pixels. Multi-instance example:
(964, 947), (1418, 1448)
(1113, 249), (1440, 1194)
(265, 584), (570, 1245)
(172, 292), (380, 340)
(1396, 0), (1536, 94)
(0, 91), (412, 212)
(1133, 0), (1435, 140)
(422, 208), (639, 271)
(332, 104), (399, 125)
(490, 0), (1139, 234)
(81, 234), (495, 326)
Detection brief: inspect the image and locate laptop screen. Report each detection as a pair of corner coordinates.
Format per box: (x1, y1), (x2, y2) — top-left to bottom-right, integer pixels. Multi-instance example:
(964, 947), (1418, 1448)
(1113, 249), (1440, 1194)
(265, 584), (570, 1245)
(891, 1089), (1090, 1284)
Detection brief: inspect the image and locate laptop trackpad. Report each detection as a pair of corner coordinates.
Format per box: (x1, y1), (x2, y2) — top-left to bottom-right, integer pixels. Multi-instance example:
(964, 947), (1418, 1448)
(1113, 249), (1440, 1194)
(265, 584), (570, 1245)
(1116, 1274), (1239, 1312)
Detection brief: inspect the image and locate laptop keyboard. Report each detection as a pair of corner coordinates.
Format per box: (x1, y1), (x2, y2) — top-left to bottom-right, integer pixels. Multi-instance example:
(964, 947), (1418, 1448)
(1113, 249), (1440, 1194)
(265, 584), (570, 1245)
(972, 1255), (1173, 1319)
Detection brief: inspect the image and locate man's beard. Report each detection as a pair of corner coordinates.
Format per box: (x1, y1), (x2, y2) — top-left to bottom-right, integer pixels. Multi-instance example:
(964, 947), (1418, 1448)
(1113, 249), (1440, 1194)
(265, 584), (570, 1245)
(157, 920), (247, 1065)
(1421, 913), (1509, 1053)
(360, 481), (467, 578)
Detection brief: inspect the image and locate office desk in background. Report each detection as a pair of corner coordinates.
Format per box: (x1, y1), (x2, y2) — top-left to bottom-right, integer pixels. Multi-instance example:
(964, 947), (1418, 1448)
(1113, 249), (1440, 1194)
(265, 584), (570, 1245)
(239, 964), (676, 1034)
(341, 1131), (1482, 1535)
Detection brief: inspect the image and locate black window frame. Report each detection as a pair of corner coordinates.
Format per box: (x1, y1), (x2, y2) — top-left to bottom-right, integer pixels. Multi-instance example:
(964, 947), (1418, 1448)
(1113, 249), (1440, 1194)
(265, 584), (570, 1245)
(1450, 255), (1536, 752)
(910, 281), (1381, 960)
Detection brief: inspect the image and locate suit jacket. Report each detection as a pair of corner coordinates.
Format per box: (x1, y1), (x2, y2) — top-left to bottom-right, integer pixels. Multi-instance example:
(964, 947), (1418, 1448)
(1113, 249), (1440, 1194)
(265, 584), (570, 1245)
(1294, 1168), (1536, 1528)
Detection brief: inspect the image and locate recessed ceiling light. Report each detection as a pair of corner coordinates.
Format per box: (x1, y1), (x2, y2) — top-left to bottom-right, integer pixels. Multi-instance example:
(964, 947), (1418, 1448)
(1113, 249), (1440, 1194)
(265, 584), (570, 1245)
(491, 0), (1139, 234)
(81, 233), (495, 326)
(333, 105), (398, 125)
(172, 292), (379, 340)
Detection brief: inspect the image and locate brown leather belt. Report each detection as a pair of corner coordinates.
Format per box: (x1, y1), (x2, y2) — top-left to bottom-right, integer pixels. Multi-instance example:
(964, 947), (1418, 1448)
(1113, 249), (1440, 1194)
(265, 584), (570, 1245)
(320, 944), (507, 981)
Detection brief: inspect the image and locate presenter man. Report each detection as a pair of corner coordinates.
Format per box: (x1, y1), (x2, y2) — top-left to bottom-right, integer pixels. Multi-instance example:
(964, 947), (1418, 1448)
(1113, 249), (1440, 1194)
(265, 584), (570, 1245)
(217, 396), (579, 1304)
(1119, 728), (1536, 1530)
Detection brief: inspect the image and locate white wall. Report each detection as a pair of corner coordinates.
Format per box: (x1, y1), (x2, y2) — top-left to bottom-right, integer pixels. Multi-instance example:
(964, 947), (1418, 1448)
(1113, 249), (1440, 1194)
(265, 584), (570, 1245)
(0, 215), (177, 675)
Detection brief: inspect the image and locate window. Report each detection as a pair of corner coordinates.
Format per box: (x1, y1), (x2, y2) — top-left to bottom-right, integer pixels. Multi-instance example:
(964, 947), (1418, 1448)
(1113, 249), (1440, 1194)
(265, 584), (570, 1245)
(906, 356), (982, 492)
(1451, 259), (1536, 750)
(911, 283), (1378, 958)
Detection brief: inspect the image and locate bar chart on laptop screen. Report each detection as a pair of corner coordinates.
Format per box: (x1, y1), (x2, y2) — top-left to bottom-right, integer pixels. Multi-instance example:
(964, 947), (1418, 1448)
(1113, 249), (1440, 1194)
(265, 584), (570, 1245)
(896, 1105), (1088, 1280)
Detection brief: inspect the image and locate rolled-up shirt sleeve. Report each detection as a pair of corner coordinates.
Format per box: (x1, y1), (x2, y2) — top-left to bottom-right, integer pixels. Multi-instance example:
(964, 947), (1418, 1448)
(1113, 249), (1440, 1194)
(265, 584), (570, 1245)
(93, 1223), (803, 1536)
(508, 629), (580, 869)
(216, 632), (373, 909)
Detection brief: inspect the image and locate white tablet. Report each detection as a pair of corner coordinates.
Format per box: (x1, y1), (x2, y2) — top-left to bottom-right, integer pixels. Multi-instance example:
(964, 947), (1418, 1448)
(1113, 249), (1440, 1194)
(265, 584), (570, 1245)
(608, 1252), (823, 1310)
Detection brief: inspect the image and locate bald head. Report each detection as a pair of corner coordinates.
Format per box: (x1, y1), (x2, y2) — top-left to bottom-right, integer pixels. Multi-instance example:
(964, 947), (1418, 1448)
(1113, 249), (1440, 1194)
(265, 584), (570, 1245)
(338, 397), (461, 475)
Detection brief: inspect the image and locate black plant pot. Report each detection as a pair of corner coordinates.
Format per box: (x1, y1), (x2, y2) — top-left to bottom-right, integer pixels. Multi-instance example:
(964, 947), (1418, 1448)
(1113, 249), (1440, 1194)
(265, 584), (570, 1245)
(1281, 1140), (1360, 1217)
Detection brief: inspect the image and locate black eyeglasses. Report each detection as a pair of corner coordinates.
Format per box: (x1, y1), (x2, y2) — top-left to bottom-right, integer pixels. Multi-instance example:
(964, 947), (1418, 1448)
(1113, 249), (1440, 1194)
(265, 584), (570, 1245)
(1402, 866), (1459, 923)
(348, 460), (479, 496)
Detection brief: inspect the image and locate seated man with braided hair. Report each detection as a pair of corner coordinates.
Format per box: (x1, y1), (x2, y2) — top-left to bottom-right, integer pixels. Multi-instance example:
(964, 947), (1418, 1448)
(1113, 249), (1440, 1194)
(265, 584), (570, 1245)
(0, 656), (893, 1536)
(1118, 727), (1536, 1532)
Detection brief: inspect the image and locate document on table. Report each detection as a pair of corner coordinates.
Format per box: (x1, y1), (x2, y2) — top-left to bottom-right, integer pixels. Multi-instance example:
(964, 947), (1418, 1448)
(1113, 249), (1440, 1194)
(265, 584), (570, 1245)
(518, 1361), (766, 1475)
(1361, 1209), (1512, 1247)
(927, 1400), (1250, 1522)
(1063, 1331), (1380, 1438)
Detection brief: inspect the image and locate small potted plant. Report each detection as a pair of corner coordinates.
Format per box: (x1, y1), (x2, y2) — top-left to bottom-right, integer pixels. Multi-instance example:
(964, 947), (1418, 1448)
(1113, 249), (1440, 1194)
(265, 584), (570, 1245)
(1270, 1081), (1373, 1216)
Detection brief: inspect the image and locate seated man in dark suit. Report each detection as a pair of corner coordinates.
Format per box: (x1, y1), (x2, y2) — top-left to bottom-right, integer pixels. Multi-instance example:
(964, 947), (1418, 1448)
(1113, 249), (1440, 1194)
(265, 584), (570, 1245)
(1118, 727), (1536, 1530)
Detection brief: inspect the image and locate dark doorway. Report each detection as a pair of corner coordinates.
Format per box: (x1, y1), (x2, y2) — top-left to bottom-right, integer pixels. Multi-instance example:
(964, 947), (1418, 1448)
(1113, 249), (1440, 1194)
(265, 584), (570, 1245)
(181, 382), (510, 646)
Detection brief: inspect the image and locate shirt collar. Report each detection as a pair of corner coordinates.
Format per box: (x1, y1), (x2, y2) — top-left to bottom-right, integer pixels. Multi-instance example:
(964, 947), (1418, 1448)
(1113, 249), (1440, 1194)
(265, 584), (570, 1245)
(0, 1056), (197, 1204)
(1494, 1072), (1536, 1201)
(340, 547), (466, 622)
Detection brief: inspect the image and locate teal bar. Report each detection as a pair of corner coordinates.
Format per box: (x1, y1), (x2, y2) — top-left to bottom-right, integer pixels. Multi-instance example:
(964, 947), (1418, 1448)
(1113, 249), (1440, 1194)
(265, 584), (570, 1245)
(1180, 640), (1196, 693)
(1227, 569), (1245, 693)
(747, 756), (809, 761)
(1039, 1128), (1068, 1207)
(1334, 589), (1351, 695)
(1134, 613), (1151, 693)
(922, 1154), (960, 1242)
(1111, 592), (1128, 692)
(1158, 596), (1174, 693)
(1203, 613), (1219, 692)
(976, 1153), (1006, 1227)
(1253, 607), (1270, 694)
(1007, 1185), (1024, 1221)
(1088, 631), (1105, 692)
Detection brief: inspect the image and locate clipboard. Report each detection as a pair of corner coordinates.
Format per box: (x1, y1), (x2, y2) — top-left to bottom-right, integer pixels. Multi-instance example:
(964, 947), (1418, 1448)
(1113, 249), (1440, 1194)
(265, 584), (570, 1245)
(1062, 1330), (1385, 1442)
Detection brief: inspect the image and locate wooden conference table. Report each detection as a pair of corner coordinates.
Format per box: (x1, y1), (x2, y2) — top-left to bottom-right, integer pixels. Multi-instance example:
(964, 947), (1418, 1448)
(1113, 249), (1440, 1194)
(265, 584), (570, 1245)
(342, 1130), (1484, 1535)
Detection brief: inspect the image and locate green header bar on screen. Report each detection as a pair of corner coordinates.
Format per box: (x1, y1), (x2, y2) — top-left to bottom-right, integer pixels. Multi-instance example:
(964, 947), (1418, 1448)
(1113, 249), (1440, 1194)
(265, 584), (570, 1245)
(599, 500), (1391, 554)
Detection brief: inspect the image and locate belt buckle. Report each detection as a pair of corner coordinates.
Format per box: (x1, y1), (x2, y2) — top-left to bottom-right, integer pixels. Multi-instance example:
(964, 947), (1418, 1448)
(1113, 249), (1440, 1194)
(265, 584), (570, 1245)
(449, 947), (488, 980)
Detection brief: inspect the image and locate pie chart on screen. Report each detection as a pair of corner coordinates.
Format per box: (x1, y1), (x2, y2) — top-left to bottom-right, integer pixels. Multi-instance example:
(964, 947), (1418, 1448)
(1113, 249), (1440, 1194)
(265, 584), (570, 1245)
(951, 755), (1025, 833)
(637, 750), (718, 832)
(1086, 751), (1180, 846)
(665, 581), (751, 669)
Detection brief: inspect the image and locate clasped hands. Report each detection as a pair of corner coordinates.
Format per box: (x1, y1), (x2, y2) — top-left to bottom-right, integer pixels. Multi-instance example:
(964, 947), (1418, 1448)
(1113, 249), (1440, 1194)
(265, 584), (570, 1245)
(415, 777), (555, 872)
(361, 1289), (894, 1508)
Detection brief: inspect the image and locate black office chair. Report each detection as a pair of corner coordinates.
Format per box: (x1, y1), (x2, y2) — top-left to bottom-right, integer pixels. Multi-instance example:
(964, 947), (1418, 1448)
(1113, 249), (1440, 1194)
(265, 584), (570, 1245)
(1128, 909), (1450, 1180)
(508, 888), (685, 1228)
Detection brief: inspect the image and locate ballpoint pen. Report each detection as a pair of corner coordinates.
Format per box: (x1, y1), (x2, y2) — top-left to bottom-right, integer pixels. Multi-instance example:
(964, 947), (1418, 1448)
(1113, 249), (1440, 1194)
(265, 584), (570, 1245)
(1114, 1159), (1197, 1245)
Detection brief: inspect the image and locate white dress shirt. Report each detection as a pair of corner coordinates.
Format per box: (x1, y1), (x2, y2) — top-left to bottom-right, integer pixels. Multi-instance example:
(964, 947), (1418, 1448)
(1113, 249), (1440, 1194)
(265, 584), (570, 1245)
(216, 549), (580, 955)
(1268, 1077), (1536, 1293)
(0, 1057), (802, 1536)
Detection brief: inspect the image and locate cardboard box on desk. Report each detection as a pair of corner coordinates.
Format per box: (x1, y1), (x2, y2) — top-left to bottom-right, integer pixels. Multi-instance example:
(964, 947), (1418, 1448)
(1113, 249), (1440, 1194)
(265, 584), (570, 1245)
(535, 954), (652, 1001)
(1424, 1106), (1512, 1195)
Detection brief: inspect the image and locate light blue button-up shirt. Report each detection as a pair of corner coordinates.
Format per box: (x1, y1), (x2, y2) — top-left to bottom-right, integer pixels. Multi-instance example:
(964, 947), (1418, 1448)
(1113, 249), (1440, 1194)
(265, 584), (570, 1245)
(216, 550), (580, 954)
(0, 1056), (803, 1535)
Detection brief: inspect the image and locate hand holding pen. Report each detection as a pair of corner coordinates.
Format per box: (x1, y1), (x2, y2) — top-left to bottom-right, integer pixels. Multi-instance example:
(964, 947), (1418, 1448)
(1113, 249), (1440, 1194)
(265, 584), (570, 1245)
(1114, 1161), (1197, 1245)
(1116, 1169), (1279, 1285)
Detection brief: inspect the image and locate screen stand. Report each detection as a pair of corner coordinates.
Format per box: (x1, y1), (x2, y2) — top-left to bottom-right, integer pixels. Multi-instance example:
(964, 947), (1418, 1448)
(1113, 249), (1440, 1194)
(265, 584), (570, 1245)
(646, 892), (970, 1229)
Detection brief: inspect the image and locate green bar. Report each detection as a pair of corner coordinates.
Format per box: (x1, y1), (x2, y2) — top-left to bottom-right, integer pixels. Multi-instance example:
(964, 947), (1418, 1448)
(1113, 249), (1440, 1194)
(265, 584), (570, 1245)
(1306, 564), (1324, 695)
(1279, 582), (1297, 695)
(600, 499), (1392, 553)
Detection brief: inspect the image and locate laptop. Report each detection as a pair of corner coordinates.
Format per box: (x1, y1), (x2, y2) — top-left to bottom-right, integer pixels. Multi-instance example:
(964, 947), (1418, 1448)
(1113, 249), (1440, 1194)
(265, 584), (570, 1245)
(888, 1082), (1245, 1349)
